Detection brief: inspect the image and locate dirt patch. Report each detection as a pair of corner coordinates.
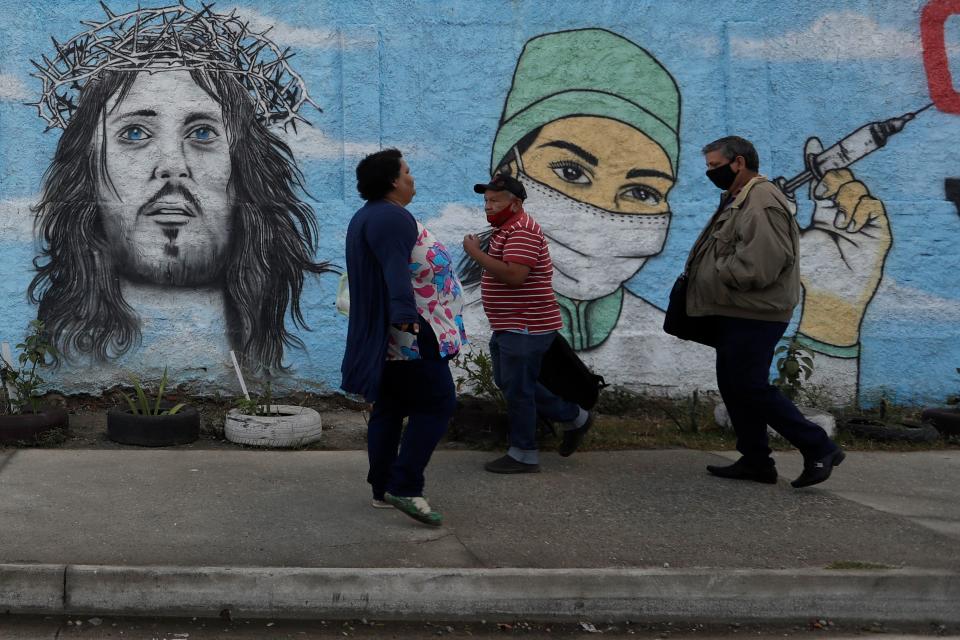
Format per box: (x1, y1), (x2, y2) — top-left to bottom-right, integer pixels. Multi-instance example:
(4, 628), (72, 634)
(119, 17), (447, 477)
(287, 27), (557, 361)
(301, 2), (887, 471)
(2, 392), (371, 451)
(4, 389), (960, 453)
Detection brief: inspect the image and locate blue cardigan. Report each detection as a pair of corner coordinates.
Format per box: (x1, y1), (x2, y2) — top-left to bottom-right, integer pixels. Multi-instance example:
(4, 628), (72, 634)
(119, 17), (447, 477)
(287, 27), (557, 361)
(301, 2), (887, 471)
(340, 200), (419, 402)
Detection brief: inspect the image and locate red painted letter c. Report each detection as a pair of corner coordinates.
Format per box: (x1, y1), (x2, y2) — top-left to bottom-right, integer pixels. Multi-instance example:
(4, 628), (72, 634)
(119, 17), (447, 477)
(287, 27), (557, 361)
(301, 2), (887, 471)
(922, 0), (960, 114)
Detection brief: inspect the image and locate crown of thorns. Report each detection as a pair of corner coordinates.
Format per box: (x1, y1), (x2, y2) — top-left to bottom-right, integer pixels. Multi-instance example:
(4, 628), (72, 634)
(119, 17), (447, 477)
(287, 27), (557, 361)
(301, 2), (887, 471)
(29, 1), (320, 130)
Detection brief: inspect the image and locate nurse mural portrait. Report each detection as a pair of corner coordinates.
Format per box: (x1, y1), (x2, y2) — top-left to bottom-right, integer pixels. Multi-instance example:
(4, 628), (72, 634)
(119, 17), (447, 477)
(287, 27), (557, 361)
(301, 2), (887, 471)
(461, 28), (890, 401)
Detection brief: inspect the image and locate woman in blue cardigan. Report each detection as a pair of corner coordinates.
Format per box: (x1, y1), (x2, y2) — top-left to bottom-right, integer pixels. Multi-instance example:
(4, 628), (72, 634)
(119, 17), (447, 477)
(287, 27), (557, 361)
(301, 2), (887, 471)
(341, 149), (467, 527)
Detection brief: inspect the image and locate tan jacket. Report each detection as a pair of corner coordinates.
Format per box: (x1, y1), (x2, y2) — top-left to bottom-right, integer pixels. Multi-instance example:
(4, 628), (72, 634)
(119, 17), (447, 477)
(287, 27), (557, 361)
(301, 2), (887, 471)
(684, 176), (800, 322)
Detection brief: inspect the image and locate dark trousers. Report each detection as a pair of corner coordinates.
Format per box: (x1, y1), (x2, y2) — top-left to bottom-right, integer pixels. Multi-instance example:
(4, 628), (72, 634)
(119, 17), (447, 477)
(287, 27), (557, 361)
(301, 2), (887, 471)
(489, 331), (579, 464)
(367, 358), (456, 499)
(713, 316), (836, 467)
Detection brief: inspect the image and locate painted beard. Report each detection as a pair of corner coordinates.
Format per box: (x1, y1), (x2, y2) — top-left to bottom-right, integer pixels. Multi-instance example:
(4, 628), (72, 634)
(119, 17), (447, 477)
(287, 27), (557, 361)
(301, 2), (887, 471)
(101, 185), (232, 287)
(112, 223), (230, 286)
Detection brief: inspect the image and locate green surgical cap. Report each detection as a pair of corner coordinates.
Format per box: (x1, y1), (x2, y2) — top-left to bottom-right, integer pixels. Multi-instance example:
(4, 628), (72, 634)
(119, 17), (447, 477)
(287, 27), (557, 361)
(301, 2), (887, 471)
(490, 28), (680, 175)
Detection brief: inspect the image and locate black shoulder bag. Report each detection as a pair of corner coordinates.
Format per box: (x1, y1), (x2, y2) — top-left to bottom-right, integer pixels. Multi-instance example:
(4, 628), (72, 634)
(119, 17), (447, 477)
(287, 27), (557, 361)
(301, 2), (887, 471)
(538, 334), (607, 410)
(663, 198), (731, 347)
(663, 274), (713, 346)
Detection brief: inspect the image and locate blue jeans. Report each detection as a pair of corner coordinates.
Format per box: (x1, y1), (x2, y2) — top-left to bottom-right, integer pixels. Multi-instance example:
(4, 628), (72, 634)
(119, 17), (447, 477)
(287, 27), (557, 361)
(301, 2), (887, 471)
(367, 359), (456, 498)
(489, 331), (580, 464)
(713, 316), (837, 466)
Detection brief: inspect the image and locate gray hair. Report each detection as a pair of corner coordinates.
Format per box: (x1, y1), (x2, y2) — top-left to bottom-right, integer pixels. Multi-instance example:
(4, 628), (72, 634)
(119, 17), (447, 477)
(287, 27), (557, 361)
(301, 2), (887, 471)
(701, 136), (759, 171)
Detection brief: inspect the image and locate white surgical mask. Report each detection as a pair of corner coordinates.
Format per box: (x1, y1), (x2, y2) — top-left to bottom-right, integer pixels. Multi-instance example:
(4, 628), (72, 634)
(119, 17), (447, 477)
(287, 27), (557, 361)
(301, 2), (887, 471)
(513, 148), (670, 300)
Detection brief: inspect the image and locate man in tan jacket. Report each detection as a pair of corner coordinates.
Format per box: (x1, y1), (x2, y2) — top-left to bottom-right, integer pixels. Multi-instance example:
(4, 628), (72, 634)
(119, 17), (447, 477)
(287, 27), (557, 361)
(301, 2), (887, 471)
(687, 136), (844, 489)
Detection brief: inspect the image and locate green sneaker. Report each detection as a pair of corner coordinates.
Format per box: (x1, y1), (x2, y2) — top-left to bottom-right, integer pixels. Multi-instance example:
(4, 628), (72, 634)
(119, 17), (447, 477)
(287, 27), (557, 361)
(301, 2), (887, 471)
(384, 493), (443, 526)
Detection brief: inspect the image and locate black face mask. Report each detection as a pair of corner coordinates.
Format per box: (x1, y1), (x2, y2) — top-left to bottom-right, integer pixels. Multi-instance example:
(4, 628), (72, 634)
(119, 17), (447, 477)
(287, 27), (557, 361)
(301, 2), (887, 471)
(706, 161), (738, 190)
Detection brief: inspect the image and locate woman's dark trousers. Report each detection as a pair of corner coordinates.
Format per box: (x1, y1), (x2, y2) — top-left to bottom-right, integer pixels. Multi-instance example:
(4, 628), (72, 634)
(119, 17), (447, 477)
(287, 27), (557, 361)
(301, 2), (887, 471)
(367, 358), (456, 499)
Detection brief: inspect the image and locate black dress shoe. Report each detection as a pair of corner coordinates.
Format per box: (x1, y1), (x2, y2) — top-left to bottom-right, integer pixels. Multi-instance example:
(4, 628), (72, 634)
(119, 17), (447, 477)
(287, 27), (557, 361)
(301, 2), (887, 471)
(484, 455), (540, 474)
(706, 458), (778, 484)
(791, 448), (846, 488)
(558, 411), (594, 457)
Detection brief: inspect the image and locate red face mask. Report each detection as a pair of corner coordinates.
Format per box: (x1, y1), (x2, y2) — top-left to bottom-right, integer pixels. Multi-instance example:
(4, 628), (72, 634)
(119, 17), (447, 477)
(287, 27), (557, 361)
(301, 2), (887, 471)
(486, 202), (519, 227)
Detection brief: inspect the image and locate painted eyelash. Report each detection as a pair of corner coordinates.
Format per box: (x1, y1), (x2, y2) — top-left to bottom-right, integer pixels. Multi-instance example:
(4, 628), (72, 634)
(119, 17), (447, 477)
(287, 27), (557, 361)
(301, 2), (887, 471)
(118, 125), (151, 140)
(187, 125), (219, 136)
(622, 185), (663, 202)
(548, 159), (589, 172)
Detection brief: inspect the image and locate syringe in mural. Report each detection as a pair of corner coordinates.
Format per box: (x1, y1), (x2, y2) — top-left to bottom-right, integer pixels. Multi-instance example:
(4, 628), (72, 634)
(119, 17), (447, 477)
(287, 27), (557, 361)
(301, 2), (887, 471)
(774, 103), (933, 196)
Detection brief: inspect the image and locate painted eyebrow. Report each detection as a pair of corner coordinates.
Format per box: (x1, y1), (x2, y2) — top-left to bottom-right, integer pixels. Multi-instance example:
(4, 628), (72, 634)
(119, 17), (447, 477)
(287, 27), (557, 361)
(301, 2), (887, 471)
(110, 109), (157, 122)
(626, 168), (674, 181)
(183, 111), (221, 127)
(536, 140), (598, 167)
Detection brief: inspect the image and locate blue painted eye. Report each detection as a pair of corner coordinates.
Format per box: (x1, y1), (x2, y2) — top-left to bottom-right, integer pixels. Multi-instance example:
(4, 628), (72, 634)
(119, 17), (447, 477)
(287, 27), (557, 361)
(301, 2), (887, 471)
(120, 126), (150, 142)
(188, 126), (218, 142)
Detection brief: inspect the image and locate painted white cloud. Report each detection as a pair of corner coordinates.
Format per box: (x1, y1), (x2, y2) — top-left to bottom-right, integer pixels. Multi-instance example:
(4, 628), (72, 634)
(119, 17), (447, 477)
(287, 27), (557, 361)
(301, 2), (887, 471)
(697, 36), (720, 56)
(696, 36), (722, 57)
(278, 126), (430, 162)
(0, 72), (30, 102)
(421, 203), (484, 248)
(732, 12), (921, 60)
(278, 126), (380, 160)
(869, 278), (960, 321)
(0, 197), (37, 243)
(229, 6), (376, 49)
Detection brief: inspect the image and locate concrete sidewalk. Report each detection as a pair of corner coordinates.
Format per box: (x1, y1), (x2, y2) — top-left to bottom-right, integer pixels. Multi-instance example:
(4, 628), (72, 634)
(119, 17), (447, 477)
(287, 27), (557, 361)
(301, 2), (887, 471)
(1, 449), (959, 622)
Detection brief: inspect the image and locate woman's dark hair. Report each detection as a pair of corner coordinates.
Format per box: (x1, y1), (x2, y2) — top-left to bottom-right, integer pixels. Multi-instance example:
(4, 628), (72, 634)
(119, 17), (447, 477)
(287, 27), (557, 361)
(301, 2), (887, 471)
(356, 148), (403, 201)
(493, 128), (541, 176)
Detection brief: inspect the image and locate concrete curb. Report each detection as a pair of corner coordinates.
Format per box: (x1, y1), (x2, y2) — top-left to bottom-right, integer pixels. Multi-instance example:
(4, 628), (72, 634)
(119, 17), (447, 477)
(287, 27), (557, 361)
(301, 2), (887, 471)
(2, 564), (959, 622)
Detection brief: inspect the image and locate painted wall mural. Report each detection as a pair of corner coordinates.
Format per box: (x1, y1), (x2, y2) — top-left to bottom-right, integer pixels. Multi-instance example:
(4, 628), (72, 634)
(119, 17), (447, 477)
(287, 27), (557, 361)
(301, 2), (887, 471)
(27, 4), (330, 375)
(0, 0), (958, 404)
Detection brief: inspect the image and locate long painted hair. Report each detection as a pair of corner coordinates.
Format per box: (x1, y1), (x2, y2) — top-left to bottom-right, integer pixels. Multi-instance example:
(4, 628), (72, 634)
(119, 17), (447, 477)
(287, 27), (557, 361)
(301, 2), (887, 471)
(30, 68), (331, 370)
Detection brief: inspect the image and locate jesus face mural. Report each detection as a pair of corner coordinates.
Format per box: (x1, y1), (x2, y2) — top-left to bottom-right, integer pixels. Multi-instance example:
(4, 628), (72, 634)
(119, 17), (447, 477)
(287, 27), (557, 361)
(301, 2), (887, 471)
(97, 70), (234, 287)
(29, 4), (329, 369)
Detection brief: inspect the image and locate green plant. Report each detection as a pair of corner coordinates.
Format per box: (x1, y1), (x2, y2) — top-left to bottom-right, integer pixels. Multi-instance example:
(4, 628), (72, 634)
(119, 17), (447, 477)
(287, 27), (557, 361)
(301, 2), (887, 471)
(663, 389), (704, 433)
(0, 320), (58, 415)
(121, 367), (185, 416)
(596, 385), (647, 416)
(796, 383), (833, 411)
(234, 381), (281, 416)
(774, 338), (815, 401)
(454, 348), (505, 412)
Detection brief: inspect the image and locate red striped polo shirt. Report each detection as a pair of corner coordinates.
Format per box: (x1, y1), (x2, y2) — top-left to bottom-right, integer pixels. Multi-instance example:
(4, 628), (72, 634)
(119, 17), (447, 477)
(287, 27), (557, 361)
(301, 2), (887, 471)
(480, 211), (564, 333)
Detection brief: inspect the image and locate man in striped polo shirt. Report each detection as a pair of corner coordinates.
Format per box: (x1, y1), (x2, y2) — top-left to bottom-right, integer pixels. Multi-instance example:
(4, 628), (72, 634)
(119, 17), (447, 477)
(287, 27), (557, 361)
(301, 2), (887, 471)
(463, 174), (593, 473)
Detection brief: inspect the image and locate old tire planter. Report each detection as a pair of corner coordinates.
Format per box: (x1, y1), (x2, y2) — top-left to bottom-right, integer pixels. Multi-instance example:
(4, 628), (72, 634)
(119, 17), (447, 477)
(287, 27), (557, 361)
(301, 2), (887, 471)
(843, 417), (940, 444)
(107, 405), (200, 446)
(920, 408), (960, 437)
(714, 402), (836, 438)
(225, 405), (322, 447)
(0, 407), (69, 444)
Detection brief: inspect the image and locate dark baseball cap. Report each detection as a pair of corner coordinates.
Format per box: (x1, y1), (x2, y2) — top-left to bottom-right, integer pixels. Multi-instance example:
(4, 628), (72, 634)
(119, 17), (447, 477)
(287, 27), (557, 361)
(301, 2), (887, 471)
(473, 174), (527, 200)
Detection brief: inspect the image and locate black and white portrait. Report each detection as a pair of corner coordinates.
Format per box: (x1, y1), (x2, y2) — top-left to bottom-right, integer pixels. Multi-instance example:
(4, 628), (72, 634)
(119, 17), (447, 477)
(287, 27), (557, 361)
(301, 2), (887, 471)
(28, 3), (330, 370)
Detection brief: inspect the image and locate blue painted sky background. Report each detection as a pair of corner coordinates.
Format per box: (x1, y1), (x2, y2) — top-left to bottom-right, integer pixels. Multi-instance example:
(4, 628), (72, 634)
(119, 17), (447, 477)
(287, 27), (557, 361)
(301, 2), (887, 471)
(1, 0), (959, 402)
